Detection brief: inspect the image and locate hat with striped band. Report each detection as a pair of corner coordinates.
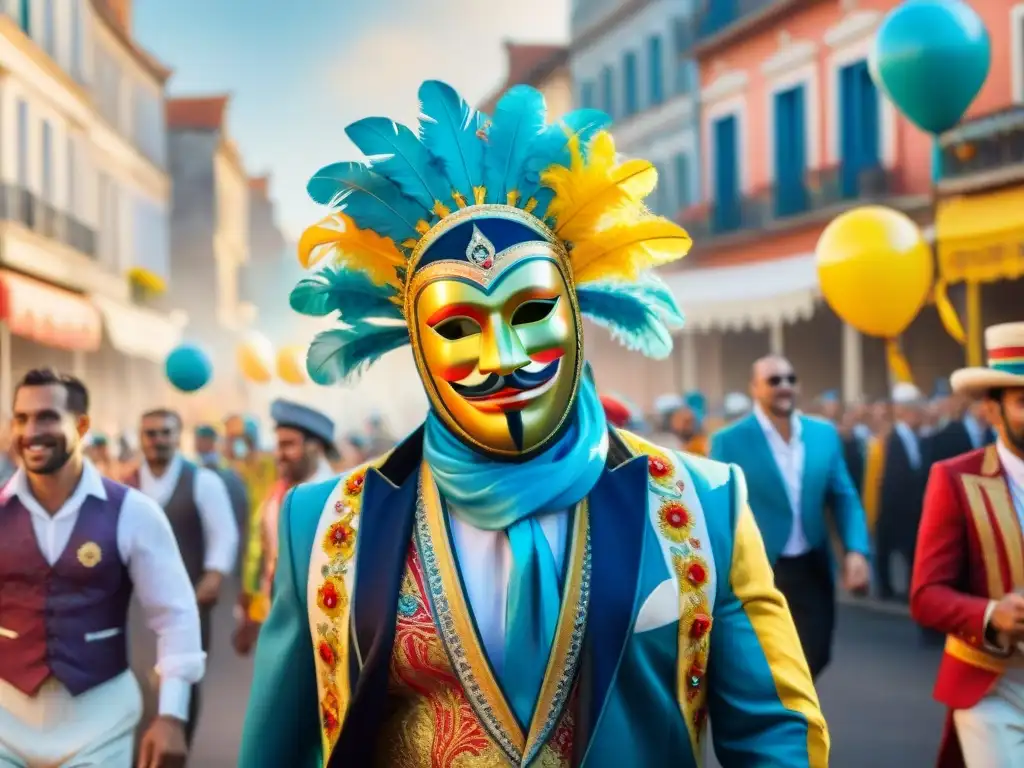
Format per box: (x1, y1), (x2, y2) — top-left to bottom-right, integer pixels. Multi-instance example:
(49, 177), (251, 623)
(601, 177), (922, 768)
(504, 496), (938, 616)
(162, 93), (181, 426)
(950, 323), (1024, 395)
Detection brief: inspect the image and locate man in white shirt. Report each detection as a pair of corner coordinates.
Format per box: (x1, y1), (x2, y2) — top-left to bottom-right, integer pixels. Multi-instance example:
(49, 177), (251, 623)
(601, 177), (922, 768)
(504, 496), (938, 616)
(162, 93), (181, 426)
(0, 368), (203, 768)
(911, 321), (1024, 767)
(126, 409), (239, 748)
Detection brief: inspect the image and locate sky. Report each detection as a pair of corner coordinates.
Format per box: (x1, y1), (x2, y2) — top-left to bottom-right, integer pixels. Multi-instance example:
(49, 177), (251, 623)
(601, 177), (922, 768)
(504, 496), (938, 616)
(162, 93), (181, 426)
(133, 0), (570, 242)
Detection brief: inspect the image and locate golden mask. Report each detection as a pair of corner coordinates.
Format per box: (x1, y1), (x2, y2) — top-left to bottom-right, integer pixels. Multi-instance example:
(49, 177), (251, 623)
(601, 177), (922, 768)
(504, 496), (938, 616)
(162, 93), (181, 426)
(407, 207), (583, 459)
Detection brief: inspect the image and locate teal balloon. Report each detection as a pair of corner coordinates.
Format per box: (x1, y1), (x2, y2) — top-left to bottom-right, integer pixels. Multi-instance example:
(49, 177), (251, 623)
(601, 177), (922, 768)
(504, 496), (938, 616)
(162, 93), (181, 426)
(165, 344), (212, 393)
(870, 0), (990, 135)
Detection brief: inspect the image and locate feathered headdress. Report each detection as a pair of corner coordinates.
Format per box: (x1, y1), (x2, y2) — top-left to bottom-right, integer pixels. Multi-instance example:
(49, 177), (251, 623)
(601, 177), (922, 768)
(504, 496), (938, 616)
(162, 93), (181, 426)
(291, 80), (692, 384)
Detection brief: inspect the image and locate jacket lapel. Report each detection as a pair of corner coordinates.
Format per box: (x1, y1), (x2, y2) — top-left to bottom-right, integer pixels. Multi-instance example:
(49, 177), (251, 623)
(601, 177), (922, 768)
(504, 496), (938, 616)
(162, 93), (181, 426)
(962, 445), (1024, 592)
(330, 431), (422, 768)
(574, 442), (649, 766)
(740, 415), (790, 511)
(798, 417), (823, 523)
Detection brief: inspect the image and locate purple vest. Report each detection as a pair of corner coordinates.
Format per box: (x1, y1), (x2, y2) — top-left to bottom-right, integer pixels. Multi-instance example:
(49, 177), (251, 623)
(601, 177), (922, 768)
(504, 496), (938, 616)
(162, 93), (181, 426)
(0, 478), (133, 696)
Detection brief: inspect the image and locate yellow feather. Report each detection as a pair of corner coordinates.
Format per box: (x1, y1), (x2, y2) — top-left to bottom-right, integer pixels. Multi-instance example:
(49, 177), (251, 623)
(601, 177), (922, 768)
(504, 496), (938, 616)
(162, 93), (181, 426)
(541, 131), (658, 243)
(296, 213), (406, 288)
(571, 217), (693, 284)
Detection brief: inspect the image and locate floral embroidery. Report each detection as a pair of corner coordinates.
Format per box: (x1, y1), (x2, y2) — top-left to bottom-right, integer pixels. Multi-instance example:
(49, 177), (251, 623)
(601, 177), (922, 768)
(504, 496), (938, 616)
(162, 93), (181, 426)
(321, 690), (340, 734)
(694, 707), (708, 732)
(688, 536), (701, 548)
(323, 519), (356, 559)
(687, 661), (705, 701)
(317, 578), (347, 618)
(344, 468), (367, 497)
(647, 452), (674, 485)
(675, 551), (712, 748)
(689, 613), (712, 639)
(658, 500), (692, 542)
(318, 638), (338, 668)
(397, 593), (419, 617)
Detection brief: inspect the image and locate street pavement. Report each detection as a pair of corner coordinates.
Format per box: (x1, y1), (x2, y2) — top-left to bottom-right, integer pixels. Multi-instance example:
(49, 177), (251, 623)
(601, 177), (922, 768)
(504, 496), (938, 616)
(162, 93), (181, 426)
(190, 592), (946, 767)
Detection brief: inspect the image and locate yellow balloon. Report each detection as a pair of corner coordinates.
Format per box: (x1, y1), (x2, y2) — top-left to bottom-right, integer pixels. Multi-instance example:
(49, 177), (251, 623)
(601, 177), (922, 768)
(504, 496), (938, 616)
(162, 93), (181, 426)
(816, 206), (933, 338)
(276, 345), (308, 386)
(236, 333), (275, 384)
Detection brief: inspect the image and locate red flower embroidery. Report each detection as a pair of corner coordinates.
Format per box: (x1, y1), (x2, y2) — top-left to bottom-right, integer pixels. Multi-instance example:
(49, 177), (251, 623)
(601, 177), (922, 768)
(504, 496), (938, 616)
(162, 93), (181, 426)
(694, 707), (708, 731)
(686, 561), (708, 587)
(345, 470), (366, 497)
(318, 640), (336, 667)
(317, 578), (346, 618)
(648, 455), (672, 479)
(323, 520), (356, 560)
(690, 613), (712, 639)
(688, 537), (702, 548)
(662, 502), (689, 529)
(322, 706), (339, 733)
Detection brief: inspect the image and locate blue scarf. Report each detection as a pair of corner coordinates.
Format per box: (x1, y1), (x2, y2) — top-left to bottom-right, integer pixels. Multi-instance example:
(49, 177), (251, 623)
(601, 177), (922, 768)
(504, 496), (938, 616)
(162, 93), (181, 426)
(423, 377), (608, 726)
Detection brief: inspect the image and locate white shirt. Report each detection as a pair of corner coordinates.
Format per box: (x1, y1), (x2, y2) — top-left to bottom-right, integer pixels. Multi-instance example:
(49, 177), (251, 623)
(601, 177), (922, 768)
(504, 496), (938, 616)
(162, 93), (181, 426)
(996, 440), (1024, 531)
(138, 453), (239, 575)
(4, 460), (205, 720)
(894, 421), (923, 469)
(754, 404), (809, 557)
(449, 509), (568, 676)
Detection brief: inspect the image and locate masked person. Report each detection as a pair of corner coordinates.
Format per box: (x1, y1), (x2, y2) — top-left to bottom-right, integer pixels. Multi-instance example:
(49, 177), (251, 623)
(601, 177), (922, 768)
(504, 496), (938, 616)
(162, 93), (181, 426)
(125, 409), (239, 748)
(0, 369), (203, 768)
(233, 400), (337, 655)
(239, 81), (827, 768)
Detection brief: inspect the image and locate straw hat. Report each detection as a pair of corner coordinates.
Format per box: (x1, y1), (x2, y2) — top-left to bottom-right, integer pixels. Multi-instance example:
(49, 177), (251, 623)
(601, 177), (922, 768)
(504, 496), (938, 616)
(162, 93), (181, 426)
(951, 322), (1024, 395)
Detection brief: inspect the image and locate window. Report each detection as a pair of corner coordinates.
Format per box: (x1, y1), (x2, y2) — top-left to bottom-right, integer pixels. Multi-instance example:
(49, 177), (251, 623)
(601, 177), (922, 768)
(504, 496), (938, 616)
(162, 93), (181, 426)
(41, 0), (55, 57)
(67, 136), (76, 215)
(647, 36), (664, 107)
(71, 0), (84, 81)
(712, 114), (740, 232)
(654, 163), (671, 216)
(134, 86), (166, 166)
(773, 86), (808, 217)
(18, 0), (29, 34)
(1014, 5), (1024, 103)
(97, 174), (120, 266)
(16, 100), (28, 187)
(673, 153), (691, 209)
(580, 81), (595, 110)
(673, 17), (694, 94)
(838, 60), (880, 197)
(95, 49), (122, 130)
(41, 121), (53, 201)
(600, 65), (615, 117)
(622, 51), (639, 117)
(133, 197), (170, 285)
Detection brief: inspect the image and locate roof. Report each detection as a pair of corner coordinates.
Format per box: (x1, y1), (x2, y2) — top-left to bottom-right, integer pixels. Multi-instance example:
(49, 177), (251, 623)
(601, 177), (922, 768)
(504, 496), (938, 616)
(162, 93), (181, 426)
(89, 0), (172, 84)
(166, 96), (230, 131)
(249, 175), (271, 197)
(479, 42), (569, 113)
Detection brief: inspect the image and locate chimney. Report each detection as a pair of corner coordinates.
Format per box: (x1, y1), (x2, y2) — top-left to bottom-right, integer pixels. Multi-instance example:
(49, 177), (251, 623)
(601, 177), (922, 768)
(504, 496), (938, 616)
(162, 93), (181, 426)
(107, 0), (132, 33)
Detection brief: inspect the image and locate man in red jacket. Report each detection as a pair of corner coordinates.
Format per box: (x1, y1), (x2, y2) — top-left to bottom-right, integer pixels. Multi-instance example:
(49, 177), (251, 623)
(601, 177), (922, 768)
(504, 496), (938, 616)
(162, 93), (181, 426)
(911, 322), (1024, 767)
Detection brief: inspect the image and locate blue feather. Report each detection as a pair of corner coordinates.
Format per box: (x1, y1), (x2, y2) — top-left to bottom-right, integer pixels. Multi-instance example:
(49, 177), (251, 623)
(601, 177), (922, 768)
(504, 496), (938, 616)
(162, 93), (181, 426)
(289, 267), (403, 323)
(482, 85), (546, 204)
(306, 161), (427, 243)
(345, 117), (454, 214)
(306, 325), (410, 385)
(630, 273), (686, 329)
(519, 108), (612, 201)
(577, 282), (674, 359)
(417, 80), (486, 203)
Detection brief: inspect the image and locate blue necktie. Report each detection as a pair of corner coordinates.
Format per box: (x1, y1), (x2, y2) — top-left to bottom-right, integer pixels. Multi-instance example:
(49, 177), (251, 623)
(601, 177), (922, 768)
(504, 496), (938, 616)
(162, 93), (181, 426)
(500, 517), (561, 729)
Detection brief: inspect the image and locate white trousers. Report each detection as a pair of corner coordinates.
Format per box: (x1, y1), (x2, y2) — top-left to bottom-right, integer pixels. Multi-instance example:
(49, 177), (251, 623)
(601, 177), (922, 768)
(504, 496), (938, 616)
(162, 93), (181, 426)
(955, 667), (1024, 768)
(0, 672), (142, 768)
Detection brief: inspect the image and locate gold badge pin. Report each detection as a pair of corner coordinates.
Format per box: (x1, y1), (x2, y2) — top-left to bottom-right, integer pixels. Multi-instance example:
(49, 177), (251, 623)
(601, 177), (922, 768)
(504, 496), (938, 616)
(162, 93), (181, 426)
(77, 542), (102, 568)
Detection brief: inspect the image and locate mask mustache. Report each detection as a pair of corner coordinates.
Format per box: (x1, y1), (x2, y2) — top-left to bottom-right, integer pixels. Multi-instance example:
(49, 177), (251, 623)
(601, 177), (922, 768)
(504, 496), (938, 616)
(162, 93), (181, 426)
(452, 360), (559, 398)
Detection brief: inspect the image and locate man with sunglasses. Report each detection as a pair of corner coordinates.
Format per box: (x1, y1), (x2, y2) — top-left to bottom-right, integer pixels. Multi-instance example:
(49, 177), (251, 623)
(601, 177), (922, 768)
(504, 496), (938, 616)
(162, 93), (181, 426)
(127, 409), (239, 749)
(711, 355), (870, 679)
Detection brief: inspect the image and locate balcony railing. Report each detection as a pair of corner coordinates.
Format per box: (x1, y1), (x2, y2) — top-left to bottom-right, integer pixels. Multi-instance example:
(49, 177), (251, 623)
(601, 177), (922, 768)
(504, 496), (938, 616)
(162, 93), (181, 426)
(697, 0), (780, 40)
(681, 163), (900, 242)
(0, 185), (98, 258)
(939, 106), (1024, 189)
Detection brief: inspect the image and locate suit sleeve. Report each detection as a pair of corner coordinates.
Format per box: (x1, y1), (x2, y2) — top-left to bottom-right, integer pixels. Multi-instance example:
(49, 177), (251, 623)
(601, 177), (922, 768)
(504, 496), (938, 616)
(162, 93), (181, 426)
(825, 427), (871, 557)
(708, 465), (830, 767)
(909, 463), (990, 640)
(239, 489), (321, 768)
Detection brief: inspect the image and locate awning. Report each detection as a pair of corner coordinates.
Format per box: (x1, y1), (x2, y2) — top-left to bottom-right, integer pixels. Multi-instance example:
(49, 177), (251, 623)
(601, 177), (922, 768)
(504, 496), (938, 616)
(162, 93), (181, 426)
(936, 187), (1024, 284)
(661, 253), (820, 332)
(91, 294), (184, 363)
(0, 270), (102, 351)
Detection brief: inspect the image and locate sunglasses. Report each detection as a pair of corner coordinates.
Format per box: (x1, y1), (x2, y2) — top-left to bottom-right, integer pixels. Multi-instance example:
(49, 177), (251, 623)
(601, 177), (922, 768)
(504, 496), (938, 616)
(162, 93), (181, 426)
(142, 428), (175, 439)
(767, 374), (798, 387)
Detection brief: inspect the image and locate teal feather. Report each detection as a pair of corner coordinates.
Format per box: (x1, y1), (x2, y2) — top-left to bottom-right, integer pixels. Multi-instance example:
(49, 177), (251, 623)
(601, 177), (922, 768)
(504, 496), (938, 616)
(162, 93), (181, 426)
(306, 161), (427, 243)
(482, 85), (546, 204)
(345, 117), (454, 213)
(577, 282), (675, 359)
(630, 273), (686, 328)
(519, 108), (611, 203)
(306, 325), (411, 385)
(418, 80), (485, 202)
(289, 267), (402, 324)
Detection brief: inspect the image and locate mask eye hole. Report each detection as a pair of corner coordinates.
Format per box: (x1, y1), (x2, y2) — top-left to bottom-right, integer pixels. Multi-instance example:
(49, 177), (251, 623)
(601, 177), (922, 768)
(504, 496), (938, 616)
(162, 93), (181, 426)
(433, 316), (481, 341)
(511, 298), (557, 326)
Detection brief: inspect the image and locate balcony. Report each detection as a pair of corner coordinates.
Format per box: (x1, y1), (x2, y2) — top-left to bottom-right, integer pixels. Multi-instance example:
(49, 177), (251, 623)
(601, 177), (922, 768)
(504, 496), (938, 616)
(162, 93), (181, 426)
(0, 185), (97, 258)
(938, 106), (1024, 195)
(681, 164), (901, 246)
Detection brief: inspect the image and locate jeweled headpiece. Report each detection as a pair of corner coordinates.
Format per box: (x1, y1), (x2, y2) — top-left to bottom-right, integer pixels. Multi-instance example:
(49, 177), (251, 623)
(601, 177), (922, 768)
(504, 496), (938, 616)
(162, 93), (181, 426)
(291, 80), (692, 456)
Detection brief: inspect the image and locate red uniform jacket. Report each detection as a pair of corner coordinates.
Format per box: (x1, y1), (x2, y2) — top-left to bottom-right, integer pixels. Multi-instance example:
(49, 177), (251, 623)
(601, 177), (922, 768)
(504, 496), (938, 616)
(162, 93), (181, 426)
(910, 445), (1024, 768)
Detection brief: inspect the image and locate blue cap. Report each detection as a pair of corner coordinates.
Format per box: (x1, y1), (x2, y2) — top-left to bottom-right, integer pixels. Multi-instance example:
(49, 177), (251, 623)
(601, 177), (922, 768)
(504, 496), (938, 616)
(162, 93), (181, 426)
(819, 390), (840, 403)
(683, 390), (707, 420)
(194, 424), (218, 440)
(271, 399), (336, 448)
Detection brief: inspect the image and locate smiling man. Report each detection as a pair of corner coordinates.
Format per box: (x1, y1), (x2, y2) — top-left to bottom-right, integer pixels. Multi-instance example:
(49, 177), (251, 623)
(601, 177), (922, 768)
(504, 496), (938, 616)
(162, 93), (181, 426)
(0, 369), (203, 768)
(240, 81), (827, 767)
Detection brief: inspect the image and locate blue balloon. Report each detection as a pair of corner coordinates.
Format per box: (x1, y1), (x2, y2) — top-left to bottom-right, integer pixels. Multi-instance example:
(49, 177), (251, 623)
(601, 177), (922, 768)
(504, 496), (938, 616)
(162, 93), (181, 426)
(165, 344), (212, 393)
(870, 0), (990, 135)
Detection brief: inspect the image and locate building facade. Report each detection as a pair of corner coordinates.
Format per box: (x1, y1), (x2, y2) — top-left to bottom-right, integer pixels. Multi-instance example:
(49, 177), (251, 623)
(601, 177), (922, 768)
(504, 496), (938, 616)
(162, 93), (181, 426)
(0, 0), (183, 433)
(479, 42), (572, 117)
(568, 0), (703, 406)
(166, 95), (254, 421)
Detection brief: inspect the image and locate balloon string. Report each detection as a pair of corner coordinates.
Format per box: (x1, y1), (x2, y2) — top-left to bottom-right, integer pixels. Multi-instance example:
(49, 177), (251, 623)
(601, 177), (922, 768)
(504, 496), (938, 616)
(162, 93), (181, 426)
(933, 279), (966, 344)
(886, 339), (914, 385)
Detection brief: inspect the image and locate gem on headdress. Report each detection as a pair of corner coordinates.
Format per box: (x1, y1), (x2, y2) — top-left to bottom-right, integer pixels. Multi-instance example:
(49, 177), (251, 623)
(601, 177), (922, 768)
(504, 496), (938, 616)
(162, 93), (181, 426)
(466, 225), (496, 270)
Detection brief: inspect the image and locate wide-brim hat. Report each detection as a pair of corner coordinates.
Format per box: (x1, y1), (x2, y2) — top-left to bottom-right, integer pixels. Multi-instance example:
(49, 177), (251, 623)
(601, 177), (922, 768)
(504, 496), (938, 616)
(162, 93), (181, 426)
(951, 323), (1024, 396)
